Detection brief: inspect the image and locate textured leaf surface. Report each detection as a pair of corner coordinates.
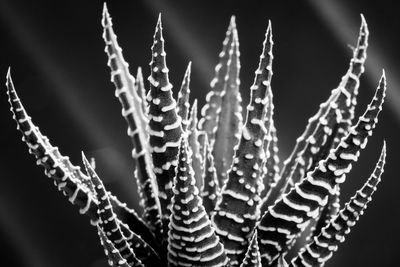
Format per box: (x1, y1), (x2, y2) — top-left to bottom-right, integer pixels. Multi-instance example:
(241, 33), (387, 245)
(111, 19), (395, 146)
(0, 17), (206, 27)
(264, 16), (369, 209)
(176, 62), (192, 131)
(147, 15), (183, 233)
(257, 73), (386, 265)
(199, 16), (236, 143)
(213, 26), (243, 184)
(290, 142), (386, 267)
(212, 21), (273, 265)
(83, 153), (160, 266)
(102, 4), (162, 238)
(97, 226), (133, 267)
(240, 231), (261, 267)
(167, 135), (228, 267)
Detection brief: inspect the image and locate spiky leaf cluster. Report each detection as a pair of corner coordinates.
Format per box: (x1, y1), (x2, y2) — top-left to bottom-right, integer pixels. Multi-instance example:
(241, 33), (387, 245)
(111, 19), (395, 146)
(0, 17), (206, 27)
(6, 4), (388, 267)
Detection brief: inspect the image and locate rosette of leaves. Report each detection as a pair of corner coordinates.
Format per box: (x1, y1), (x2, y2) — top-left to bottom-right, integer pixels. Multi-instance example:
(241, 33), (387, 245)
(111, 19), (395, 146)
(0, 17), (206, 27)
(6, 3), (388, 267)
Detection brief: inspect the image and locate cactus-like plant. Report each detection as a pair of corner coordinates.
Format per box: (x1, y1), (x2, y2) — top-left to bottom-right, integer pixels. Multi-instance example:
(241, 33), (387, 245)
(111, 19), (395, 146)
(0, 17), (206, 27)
(5, 3), (388, 267)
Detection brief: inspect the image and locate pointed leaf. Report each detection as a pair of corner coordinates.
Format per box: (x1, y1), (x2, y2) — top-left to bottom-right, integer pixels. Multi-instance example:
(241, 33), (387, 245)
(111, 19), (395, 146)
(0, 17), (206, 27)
(176, 62), (192, 131)
(6, 70), (99, 221)
(290, 142), (386, 267)
(167, 135), (228, 267)
(134, 67), (149, 119)
(257, 73), (386, 265)
(199, 16), (236, 143)
(147, 14), (183, 231)
(329, 14), (369, 150)
(264, 16), (369, 208)
(212, 21), (274, 265)
(97, 226), (135, 267)
(82, 153), (161, 266)
(213, 27), (243, 184)
(240, 230), (262, 267)
(102, 5), (162, 237)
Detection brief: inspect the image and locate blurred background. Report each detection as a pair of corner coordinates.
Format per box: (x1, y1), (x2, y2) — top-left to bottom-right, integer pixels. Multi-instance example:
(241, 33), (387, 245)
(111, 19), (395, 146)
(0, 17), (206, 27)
(0, 0), (399, 266)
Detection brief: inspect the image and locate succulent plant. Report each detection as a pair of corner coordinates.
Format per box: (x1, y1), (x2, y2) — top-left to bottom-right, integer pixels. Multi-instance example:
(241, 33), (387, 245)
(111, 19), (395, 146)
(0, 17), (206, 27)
(5, 3), (388, 267)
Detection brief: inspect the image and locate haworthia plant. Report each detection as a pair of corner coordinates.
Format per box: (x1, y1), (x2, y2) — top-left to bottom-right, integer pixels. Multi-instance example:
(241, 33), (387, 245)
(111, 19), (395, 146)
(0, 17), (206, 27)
(5, 4), (388, 267)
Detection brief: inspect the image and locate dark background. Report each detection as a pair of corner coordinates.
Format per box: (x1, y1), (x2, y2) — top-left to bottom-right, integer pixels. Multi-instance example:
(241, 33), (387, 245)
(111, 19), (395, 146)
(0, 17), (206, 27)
(0, 0), (399, 266)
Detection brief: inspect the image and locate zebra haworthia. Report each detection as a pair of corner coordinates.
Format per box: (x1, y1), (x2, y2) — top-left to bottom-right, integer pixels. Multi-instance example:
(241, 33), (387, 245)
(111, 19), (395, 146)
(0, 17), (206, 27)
(6, 4), (388, 267)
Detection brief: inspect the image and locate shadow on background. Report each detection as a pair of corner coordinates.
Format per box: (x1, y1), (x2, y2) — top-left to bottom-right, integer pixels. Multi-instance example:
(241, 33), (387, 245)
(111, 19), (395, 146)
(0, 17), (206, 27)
(0, 0), (398, 266)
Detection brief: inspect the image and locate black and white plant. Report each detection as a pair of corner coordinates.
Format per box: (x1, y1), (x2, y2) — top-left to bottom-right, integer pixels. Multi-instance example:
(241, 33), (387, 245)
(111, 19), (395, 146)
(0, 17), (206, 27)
(5, 3), (387, 267)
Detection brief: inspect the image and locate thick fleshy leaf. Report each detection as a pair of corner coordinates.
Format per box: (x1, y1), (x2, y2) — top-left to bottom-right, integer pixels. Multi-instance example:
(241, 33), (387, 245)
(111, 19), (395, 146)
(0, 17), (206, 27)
(176, 62), (192, 131)
(240, 231), (262, 267)
(264, 16), (369, 208)
(167, 135), (228, 267)
(201, 135), (220, 214)
(212, 21), (273, 265)
(290, 142), (386, 267)
(213, 26), (243, 184)
(257, 73), (386, 265)
(199, 16), (236, 143)
(102, 4), (162, 238)
(329, 14), (369, 150)
(82, 153), (161, 266)
(6, 70), (98, 221)
(97, 226), (136, 267)
(147, 14), (183, 232)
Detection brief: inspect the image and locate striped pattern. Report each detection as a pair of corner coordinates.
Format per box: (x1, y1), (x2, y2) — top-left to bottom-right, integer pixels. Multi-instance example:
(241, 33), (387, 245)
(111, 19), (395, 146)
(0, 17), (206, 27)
(6, 11), (388, 267)
(310, 186), (341, 243)
(107, 193), (160, 250)
(167, 136), (228, 267)
(201, 136), (220, 214)
(213, 24), (243, 184)
(329, 14), (369, 150)
(199, 16), (236, 144)
(264, 16), (369, 209)
(212, 21), (274, 265)
(97, 226), (133, 267)
(102, 4), (162, 238)
(147, 14), (183, 231)
(82, 154), (160, 266)
(290, 142), (386, 267)
(6, 69), (157, 252)
(176, 62), (192, 131)
(257, 73), (386, 265)
(285, 92), (341, 186)
(6, 70), (98, 222)
(240, 231), (262, 267)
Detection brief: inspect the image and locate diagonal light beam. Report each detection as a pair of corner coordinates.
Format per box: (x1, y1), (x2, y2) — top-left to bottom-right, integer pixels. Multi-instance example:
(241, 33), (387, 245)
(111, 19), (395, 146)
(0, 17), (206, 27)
(307, 0), (400, 121)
